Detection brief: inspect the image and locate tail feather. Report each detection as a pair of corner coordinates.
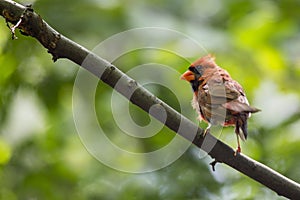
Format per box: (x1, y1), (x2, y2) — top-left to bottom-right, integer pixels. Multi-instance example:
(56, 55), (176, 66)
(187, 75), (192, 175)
(235, 114), (248, 141)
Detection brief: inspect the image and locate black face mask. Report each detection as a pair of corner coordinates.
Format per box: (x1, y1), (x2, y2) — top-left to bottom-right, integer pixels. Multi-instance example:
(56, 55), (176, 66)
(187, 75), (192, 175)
(188, 65), (203, 92)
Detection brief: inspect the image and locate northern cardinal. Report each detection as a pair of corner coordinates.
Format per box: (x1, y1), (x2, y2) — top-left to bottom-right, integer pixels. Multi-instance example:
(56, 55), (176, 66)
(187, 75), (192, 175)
(181, 55), (260, 155)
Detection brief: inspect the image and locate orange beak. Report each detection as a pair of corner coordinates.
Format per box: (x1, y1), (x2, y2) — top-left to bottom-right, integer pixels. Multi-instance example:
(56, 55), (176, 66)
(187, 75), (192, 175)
(180, 70), (195, 82)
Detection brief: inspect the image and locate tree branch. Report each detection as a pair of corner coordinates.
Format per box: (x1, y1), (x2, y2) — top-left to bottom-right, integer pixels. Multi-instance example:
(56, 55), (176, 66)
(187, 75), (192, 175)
(1, 0), (300, 198)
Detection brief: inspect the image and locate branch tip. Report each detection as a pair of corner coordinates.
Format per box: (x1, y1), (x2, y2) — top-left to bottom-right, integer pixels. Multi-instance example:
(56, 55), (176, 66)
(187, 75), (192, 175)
(209, 159), (219, 171)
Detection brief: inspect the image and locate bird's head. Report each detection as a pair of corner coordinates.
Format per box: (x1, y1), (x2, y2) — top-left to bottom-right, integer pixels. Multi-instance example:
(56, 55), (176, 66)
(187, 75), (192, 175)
(180, 54), (217, 92)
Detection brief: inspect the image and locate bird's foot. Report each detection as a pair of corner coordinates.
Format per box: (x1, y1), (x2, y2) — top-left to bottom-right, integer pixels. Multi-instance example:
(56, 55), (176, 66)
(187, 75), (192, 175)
(234, 146), (241, 156)
(195, 127), (210, 140)
(234, 133), (242, 156)
(202, 127), (210, 138)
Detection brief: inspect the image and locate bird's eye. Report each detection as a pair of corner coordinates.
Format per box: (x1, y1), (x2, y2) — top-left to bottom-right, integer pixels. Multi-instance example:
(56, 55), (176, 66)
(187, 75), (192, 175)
(189, 65), (202, 75)
(195, 65), (202, 72)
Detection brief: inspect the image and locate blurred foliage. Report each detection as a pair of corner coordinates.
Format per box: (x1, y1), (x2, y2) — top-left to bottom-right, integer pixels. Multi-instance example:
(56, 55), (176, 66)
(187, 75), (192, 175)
(1, 0), (300, 199)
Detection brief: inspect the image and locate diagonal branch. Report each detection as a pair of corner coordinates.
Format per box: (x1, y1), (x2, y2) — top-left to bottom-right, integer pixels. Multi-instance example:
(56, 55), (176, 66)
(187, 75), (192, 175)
(1, 0), (300, 198)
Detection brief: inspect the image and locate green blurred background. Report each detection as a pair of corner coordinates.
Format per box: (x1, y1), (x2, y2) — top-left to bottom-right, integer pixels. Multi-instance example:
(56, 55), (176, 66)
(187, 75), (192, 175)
(1, 0), (300, 199)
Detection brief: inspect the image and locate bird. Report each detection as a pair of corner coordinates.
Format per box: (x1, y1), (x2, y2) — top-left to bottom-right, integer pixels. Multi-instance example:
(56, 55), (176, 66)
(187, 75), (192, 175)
(180, 54), (260, 155)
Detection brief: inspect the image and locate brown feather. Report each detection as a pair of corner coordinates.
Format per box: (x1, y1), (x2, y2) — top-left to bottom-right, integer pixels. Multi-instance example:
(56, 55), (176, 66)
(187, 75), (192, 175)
(181, 54), (260, 153)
